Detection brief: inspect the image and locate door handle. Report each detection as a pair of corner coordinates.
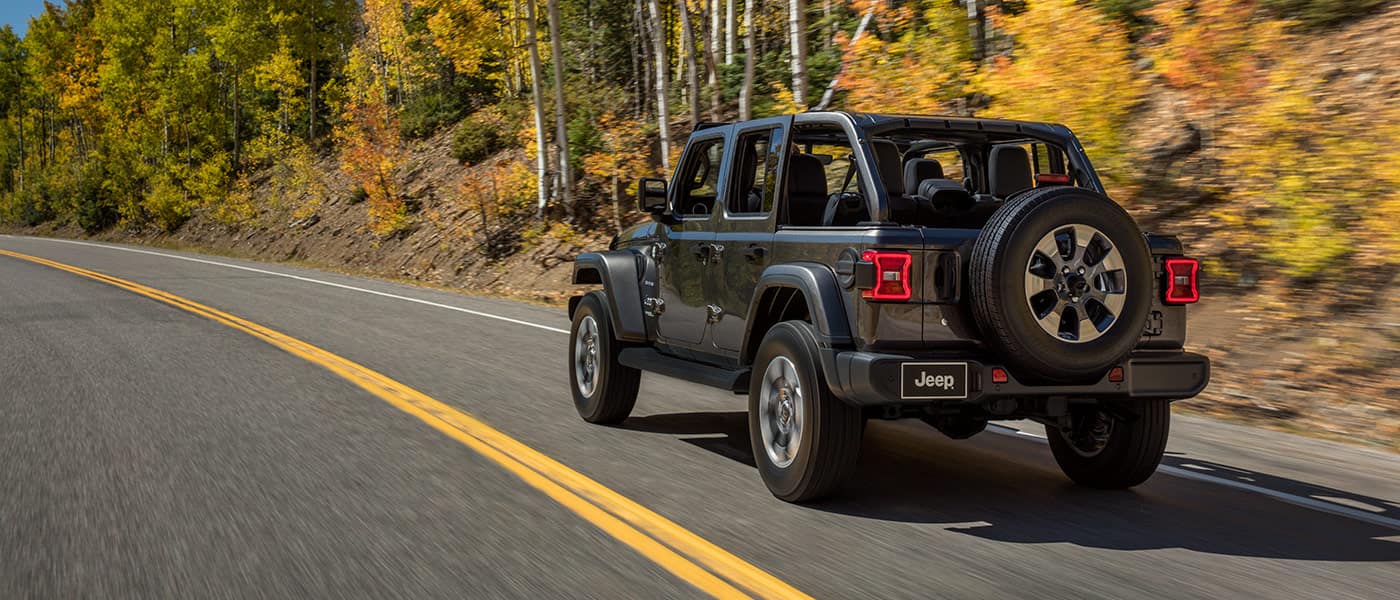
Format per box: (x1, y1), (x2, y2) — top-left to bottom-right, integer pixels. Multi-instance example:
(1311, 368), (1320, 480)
(691, 243), (712, 262)
(743, 244), (767, 263)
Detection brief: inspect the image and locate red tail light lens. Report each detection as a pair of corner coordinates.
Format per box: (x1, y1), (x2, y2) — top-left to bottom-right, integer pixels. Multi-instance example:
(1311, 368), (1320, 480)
(1036, 173), (1071, 185)
(1163, 258), (1200, 304)
(861, 250), (913, 301)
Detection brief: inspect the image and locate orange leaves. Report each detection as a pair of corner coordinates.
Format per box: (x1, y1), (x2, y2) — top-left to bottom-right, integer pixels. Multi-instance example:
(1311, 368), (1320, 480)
(580, 112), (650, 185)
(336, 70), (409, 236)
(1145, 0), (1287, 112)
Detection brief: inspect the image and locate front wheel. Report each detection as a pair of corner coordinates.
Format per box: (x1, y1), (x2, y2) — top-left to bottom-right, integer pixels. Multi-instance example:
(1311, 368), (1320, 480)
(1046, 399), (1170, 489)
(569, 292), (640, 424)
(748, 321), (863, 502)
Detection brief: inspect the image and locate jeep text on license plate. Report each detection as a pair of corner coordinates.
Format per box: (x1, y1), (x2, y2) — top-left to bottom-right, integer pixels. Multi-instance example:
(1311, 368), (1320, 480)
(900, 362), (969, 400)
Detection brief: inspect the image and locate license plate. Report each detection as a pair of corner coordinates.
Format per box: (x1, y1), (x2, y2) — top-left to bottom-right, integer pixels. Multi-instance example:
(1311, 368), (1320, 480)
(901, 362), (969, 400)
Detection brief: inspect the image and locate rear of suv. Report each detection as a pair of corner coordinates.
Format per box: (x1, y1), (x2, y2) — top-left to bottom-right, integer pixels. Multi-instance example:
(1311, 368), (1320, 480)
(567, 112), (1209, 502)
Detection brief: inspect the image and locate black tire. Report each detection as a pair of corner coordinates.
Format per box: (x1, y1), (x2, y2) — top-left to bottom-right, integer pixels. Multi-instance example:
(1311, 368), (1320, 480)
(970, 186), (1153, 383)
(1047, 400), (1171, 489)
(748, 321), (863, 502)
(569, 292), (641, 424)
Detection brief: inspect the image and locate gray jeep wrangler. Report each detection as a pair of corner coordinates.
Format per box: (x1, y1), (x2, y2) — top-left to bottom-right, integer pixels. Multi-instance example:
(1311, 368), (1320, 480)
(568, 112), (1208, 502)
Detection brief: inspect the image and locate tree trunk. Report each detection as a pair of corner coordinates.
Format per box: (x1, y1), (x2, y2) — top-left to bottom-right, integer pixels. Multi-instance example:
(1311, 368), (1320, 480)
(739, 0), (755, 120)
(308, 55), (316, 142)
(232, 63), (241, 172)
(547, 0), (574, 216)
(635, 0), (652, 118)
(700, 0), (721, 120)
(612, 174), (625, 234)
(525, 0), (551, 218)
(788, 0), (808, 107)
(709, 0), (720, 70)
(966, 0), (985, 63)
(677, 0), (701, 129)
(646, 0), (672, 171)
(813, 7), (873, 111)
(724, 0), (735, 65)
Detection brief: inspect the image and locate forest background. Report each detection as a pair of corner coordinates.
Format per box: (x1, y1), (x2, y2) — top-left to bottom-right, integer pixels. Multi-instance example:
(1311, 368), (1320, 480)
(0, 0), (1396, 448)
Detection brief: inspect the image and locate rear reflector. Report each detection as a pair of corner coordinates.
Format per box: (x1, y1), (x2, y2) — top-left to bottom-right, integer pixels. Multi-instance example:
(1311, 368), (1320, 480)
(1036, 173), (1071, 185)
(1163, 257), (1200, 304)
(991, 368), (1009, 384)
(860, 250), (913, 301)
(1108, 367), (1124, 383)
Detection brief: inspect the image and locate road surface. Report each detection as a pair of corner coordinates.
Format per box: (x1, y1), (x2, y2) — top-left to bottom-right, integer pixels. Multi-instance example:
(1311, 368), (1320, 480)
(1, 234), (1397, 599)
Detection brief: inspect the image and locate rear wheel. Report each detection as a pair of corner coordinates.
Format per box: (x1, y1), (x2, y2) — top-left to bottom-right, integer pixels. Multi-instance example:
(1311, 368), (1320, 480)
(1046, 399), (1170, 489)
(748, 321), (863, 502)
(569, 292), (640, 424)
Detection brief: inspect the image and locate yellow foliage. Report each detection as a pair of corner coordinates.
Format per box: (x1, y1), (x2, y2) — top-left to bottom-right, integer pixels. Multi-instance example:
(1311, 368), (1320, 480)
(424, 0), (503, 81)
(145, 176), (196, 233)
(769, 82), (806, 114)
(1217, 56), (1400, 276)
(975, 0), (1144, 192)
(581, 113), (651, 187)
(838, 1), (973, 114)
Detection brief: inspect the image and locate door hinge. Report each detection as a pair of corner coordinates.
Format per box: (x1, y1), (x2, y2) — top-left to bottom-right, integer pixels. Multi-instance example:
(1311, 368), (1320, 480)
(1143, 310), (1163, 336)
(705, 304), (723, 323)
(643, 296), (666, 317)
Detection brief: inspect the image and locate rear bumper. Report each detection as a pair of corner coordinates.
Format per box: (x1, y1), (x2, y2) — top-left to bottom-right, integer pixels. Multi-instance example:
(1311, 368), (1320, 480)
(823, 350), (1210, 407)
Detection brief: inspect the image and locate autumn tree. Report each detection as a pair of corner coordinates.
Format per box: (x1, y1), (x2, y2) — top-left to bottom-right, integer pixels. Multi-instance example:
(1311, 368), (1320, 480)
(976, 0), (1143, 191)
(582, 112), (651, 232)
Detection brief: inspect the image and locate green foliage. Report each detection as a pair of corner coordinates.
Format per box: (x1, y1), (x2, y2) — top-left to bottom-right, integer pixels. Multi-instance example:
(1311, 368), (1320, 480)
(1091, 0), (1155, 37)
(1260, 0), (1387, 27)
(1217, 58), (1400, 278)
(401, 89), (471, 139)
(348, 186), (369, 204)
(452, 110), (509, 164)
(567, 107), (604, 172)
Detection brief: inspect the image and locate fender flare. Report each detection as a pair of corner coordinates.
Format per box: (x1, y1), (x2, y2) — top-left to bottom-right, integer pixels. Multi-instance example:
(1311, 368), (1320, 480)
(740, 262), (853, 364)
(571, 251), (649, 342)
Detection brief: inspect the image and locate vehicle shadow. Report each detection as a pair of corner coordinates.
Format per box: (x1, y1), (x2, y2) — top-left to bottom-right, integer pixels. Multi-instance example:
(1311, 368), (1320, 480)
(619, 411), (1400, 562)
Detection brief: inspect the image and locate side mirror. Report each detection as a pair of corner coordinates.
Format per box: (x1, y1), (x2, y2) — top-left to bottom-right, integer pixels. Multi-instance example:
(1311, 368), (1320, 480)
(637, 178), (668, 215)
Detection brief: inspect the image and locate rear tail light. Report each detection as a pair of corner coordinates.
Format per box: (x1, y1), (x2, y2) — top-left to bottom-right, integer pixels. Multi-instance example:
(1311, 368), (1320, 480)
(1036, 173), (1071, 186)
(1163, 257), (1200, 304)
(860, 250), (913, 301)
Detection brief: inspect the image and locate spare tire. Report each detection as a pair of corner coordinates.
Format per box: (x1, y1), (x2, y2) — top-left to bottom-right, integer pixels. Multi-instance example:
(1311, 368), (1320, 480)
(970, 187), (1152, 383)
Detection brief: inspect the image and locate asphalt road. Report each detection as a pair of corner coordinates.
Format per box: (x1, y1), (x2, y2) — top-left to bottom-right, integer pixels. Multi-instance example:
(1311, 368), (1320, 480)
(2, 234), (1397, 599)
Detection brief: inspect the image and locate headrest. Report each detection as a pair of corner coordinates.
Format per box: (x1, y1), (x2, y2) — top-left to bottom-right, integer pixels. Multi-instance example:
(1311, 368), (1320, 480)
(869, 140), (904, 197)
(903, 158), (945, 196)
(787, 153), (827, 198)
(917, 178), (975, 211)
(989, 145), (1034, 198)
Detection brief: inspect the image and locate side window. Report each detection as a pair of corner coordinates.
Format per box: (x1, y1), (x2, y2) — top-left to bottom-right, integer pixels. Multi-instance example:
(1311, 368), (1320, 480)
(675, 138), (725, 217)
(728, 128), (782, 215)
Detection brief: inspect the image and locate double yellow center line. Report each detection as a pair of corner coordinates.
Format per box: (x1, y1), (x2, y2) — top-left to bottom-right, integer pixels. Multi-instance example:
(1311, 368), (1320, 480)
(0, 249), (809, 600)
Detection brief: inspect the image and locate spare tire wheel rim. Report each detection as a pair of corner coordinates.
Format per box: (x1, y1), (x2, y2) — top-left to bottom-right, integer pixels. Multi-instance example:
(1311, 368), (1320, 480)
(1024, 224), (1127, 343)
(759, 355), (804, 468)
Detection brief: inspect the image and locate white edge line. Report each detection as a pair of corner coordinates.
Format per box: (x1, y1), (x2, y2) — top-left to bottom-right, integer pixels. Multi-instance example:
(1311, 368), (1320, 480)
(9, 234), (1398, 533)
(987, 425), (1400, 532)
(3, 235), (570, 334)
